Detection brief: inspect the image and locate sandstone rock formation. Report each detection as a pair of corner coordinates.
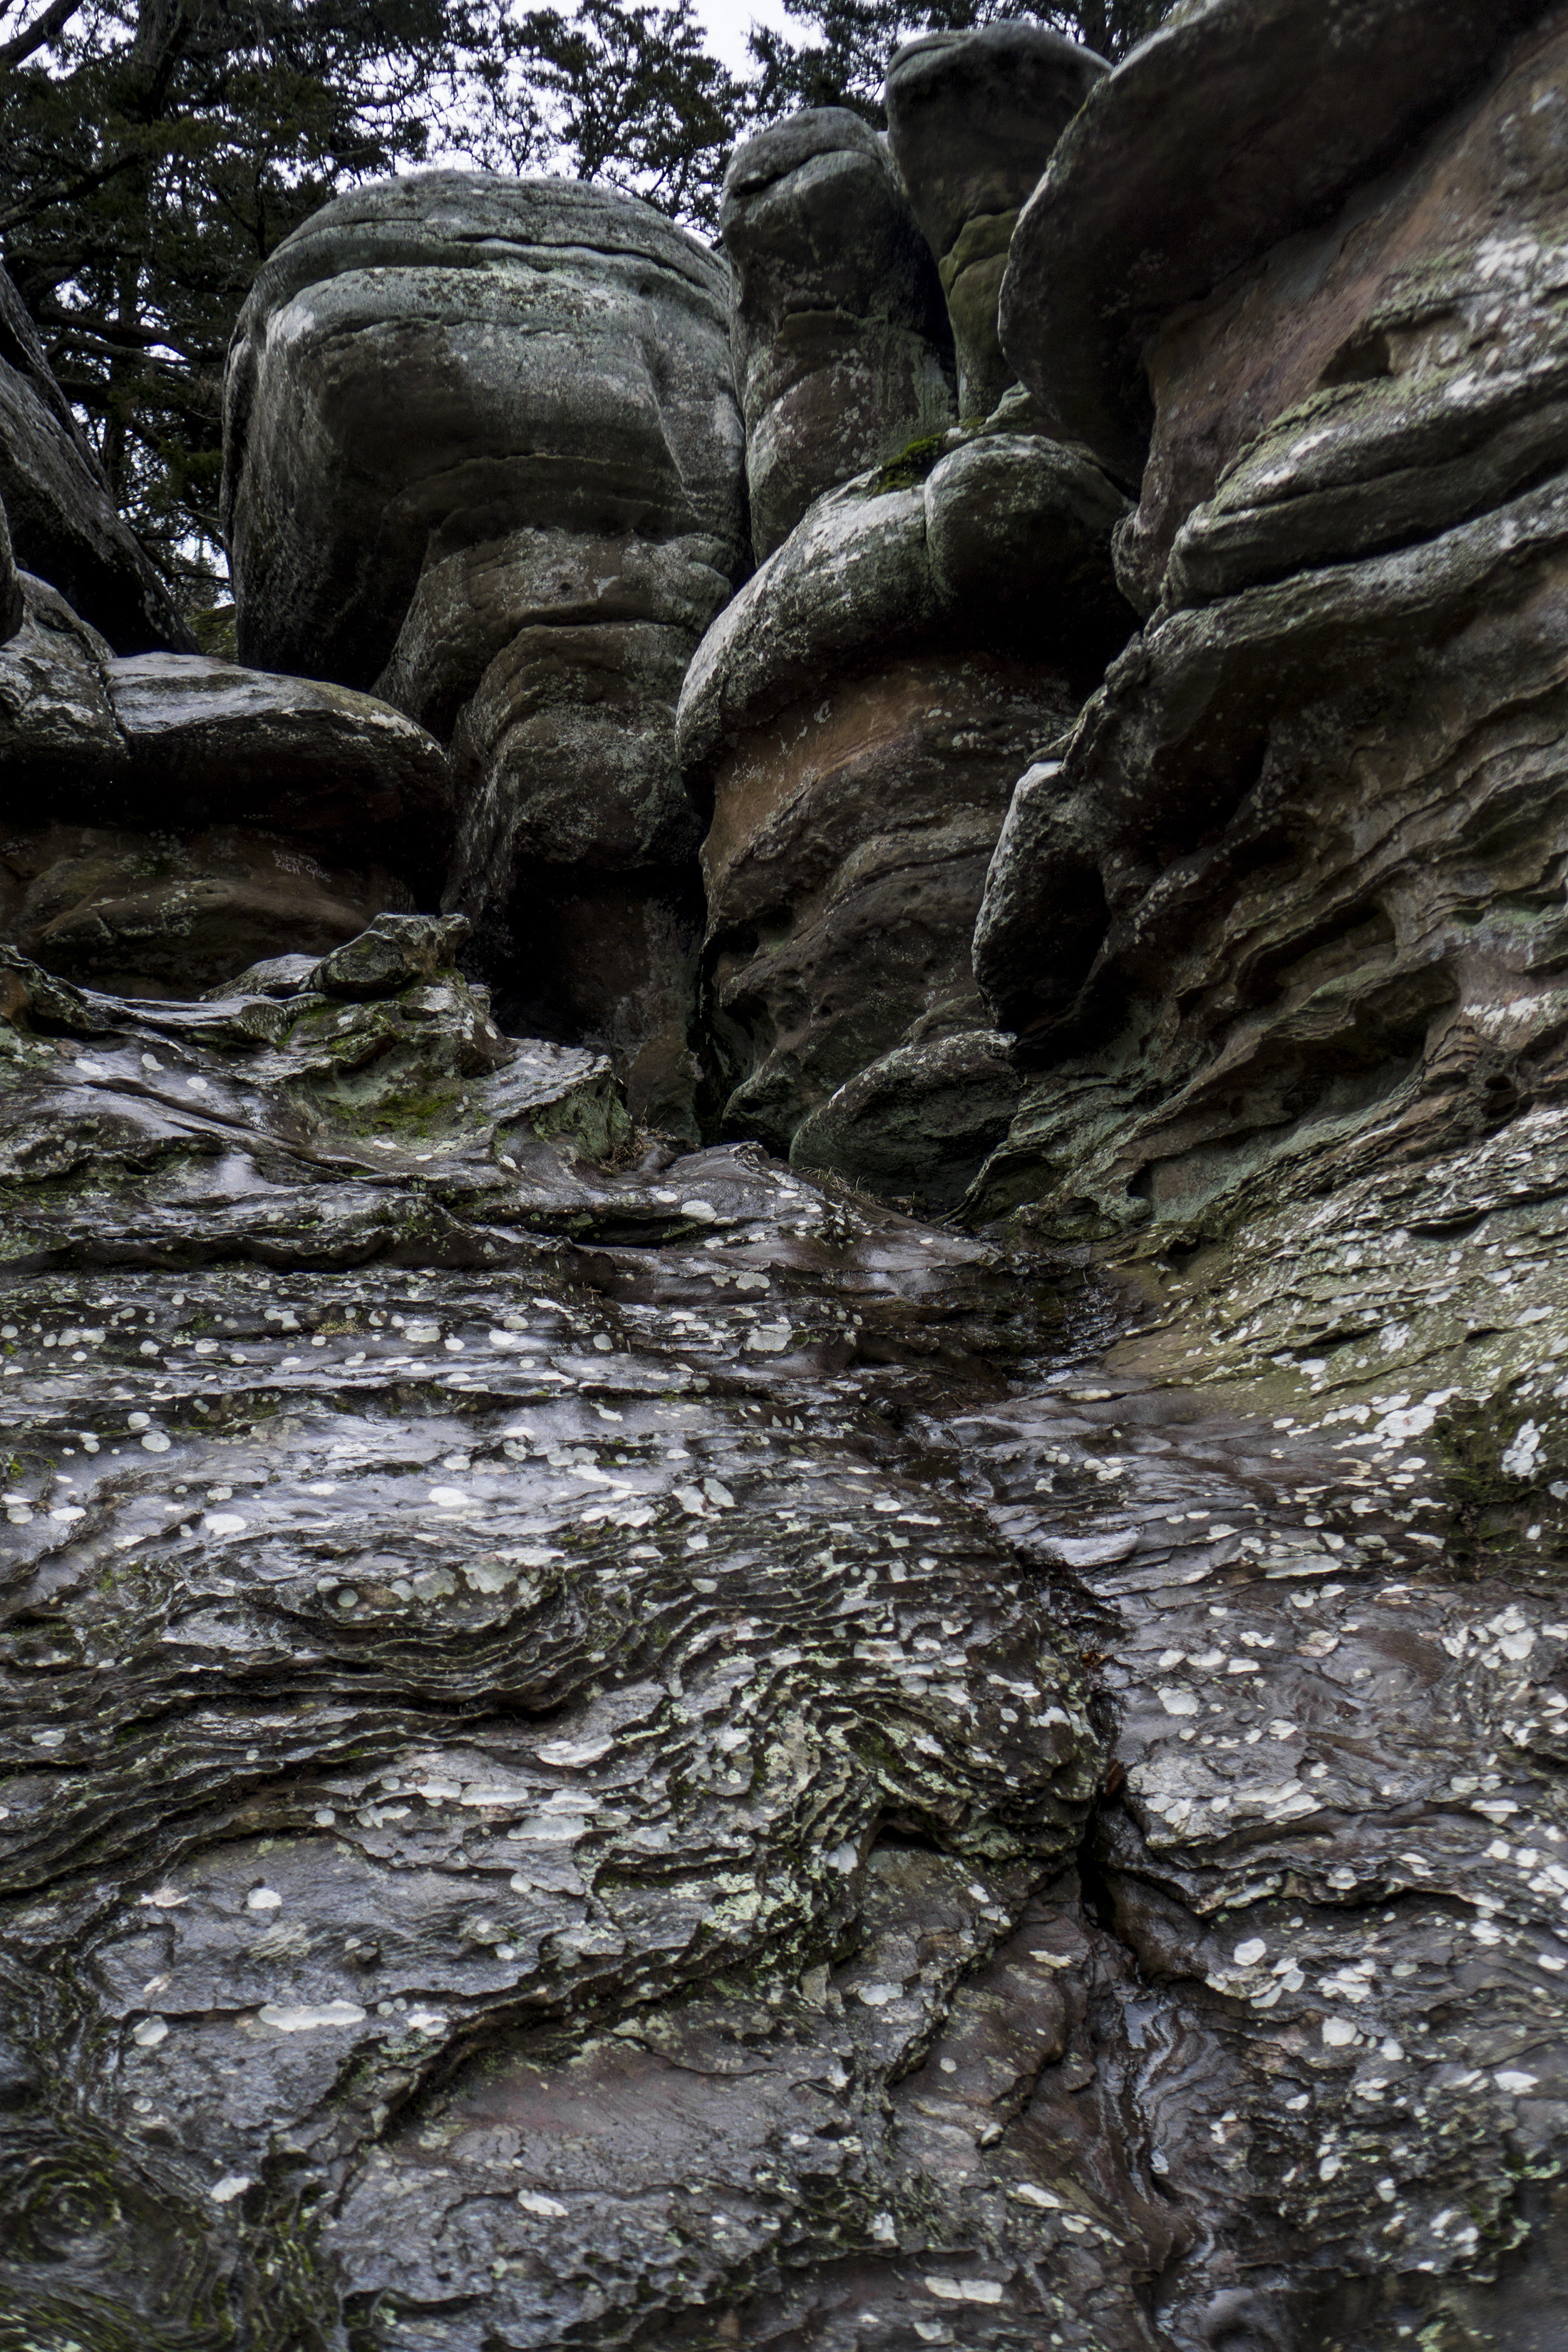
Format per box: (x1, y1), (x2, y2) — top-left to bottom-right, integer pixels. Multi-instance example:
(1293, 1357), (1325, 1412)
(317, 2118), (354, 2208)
(0, 264), (193, 654)
(9, 1), (1568, 2341)
(721, 108), (956, 564)
(679, 413), (1130, 1190)
(997, 0), (1555, 485)
(5, 928), (1568, 2347)
(225, 173), (747, 1128)
(978, 0), (1568, 1247)
(1, 562), (452, 996)
(887, 24), (1105, 421)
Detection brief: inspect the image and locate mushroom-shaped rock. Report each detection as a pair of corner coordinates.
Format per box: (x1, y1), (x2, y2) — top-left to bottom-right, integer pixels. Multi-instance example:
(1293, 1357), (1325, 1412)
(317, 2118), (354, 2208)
(224, 172), (747, 1125)
(677, 421), (1130, 1162)
(0, 582), (453, 997)
(722, 108), (956, 563)
(886, 25), (1105, 421)
(998, 0), (1553, 489)
(0, 266), (193, 654)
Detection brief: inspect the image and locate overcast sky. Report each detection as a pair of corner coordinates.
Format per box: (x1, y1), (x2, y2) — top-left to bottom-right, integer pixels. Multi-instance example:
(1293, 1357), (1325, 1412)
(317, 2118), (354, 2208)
(698, 0), (798, 71)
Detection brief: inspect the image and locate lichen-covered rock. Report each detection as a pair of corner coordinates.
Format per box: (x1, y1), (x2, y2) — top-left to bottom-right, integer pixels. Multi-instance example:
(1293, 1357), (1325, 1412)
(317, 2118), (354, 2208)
(0, 268), (194, 654)
(975, 3), (1568, 1245)
(721, 108), (956, 564)
(678, 417), (1130, 1165)
(887, 25), (1105, 421)
(224, 174), (747, 1116)
(0, 578), (453, 996)
(4, 932), (1568, 2343)
(998, 0), (1553, 486)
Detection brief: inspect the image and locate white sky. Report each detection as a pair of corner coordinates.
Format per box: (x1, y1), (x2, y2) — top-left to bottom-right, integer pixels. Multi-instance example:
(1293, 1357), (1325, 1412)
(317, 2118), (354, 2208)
(698, 0), (799, 73)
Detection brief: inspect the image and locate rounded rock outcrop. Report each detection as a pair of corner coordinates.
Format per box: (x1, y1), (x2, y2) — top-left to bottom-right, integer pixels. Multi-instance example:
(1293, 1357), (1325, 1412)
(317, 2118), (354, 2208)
(223, 172), (747, 1125)
(677, 417), (1131, 1175)
(721, 108), (956, 564)
(887, 24), (1105, 421)
(998, 0), (1554, 487)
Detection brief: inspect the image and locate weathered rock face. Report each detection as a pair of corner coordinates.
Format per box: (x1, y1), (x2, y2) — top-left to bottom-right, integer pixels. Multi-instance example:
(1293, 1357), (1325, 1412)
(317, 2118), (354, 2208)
(998, 0), (1554, 485)
(887, 25), (1105, 421)
(679, 411), (1130, 1191)
(721, 108), (956, 564)
(6, 932), (1568, 2346)
(0, 267), (194, 654)
(0, 567), (452, 995)
(976, 0), (1568, 1244)
(12, 17), (1568, 2343)
(224, 173), (747, 1120)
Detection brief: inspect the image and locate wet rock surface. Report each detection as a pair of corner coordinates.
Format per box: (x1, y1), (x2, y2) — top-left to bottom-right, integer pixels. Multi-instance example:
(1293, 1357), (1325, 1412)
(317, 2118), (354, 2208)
(6, 2), (1568, 2341)
(4, 929), (1567, 2347)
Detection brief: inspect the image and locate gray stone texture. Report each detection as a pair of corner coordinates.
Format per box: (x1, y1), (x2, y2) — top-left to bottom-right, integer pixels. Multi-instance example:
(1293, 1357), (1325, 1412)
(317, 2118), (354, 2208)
(0, 267), (194, 654)
(224, 173), (747, 1124)
(0, 572), (451, 996)
(721, 108), (956, 563)
(998, 0), (1557, 485)
(678, 418), (1130, 1173)
(976, 0), (1568, 1257)
(887, 24), (1105, 421)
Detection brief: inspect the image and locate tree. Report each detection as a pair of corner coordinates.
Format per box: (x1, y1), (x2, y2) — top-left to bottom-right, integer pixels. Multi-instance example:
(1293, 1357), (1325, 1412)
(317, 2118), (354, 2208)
(498, 0), (743, 231)
(746, 0), (1168, 123)
(0, 0), (474, 601)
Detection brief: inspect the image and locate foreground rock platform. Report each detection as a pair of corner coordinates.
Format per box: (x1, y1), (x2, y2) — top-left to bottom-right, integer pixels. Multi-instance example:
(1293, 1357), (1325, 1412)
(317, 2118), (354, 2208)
(3, 924), (1567, 2346)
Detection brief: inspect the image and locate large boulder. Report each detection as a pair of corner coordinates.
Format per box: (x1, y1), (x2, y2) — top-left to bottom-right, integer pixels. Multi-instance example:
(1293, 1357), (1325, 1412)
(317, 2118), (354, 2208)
(887, 25), (1105, 421)
(974, 1), (1568, 1251)
(223, 173), (748, 1128)
(721, 108), (956, 564)
(678, 414), (1131, 1188)
(998, 0), (1555, 487)
(0, 268), (193, 654)
(0, 572), (451, 996)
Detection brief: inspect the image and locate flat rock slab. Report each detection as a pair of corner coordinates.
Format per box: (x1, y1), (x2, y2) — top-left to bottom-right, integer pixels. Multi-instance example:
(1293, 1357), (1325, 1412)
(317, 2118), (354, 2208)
(1, 939), (1566, 2342)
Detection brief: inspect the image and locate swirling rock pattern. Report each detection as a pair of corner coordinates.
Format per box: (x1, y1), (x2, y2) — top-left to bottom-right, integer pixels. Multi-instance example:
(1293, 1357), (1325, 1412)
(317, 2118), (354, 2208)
(4, 925), (1568, 2345)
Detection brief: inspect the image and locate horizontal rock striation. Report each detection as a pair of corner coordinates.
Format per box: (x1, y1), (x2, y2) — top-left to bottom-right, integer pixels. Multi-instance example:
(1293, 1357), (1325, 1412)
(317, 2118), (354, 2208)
(4, 929), (1568, 2343)
(224, 174), (748, 1126)
(998, 0), (1556, 487)
(678, 416), (1131, 1196)
(1, 569), (452, 997)
(976, 0), (1568, 1254)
